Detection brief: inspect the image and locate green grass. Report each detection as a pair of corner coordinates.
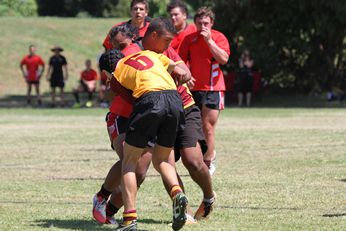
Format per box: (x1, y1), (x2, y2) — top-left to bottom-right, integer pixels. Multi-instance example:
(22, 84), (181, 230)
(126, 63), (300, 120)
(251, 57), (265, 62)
(0, 107), (345, 230)
(0, 17), (125, 97)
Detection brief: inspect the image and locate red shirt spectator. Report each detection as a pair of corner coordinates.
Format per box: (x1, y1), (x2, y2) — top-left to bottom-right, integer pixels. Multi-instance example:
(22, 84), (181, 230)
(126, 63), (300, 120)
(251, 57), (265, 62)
(179, 30), (230, 91)
(20, 55), (45, 82)
(81, 69), (98, 81)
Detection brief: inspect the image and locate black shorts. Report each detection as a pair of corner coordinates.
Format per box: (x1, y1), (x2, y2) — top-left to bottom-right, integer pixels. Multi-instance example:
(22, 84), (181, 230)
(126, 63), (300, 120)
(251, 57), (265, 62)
(192, 91), (225, 110)
(50, 76), (64, 88)
(26, 80), (39, 85)
(239, 75), (253, 93)
(125, 90), (185, 148)
(174, 105), (208, 161)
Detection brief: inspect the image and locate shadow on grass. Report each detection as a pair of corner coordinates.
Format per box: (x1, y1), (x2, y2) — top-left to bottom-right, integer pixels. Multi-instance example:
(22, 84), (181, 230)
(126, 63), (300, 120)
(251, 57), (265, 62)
(34, 218), (166, 230)
(339, 179), (346, 183)
(0, 92), (92, 108)
(216, 205), (299, 211)
(322, 213), (346, 217)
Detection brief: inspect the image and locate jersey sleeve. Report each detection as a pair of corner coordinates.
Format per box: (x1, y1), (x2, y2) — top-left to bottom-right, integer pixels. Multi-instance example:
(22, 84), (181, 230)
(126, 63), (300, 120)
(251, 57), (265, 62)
(92, 69), (98, 80)
(38, 57), (45, 65)
(20, 57), (26, 65)
(163, 47), (182, 63)
(214, 32), (231, 56)
(178, 36), (190, 63)
(158, 54), (174, 70)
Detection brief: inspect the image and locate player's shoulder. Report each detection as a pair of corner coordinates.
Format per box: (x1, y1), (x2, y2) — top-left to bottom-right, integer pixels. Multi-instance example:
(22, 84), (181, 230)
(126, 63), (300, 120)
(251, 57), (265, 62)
(211, 29), (228, 39)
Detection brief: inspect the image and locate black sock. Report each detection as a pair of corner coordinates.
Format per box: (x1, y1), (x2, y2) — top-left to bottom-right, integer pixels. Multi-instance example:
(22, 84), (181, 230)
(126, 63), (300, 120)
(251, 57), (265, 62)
(73, 92), (80, 103)
(88, 92), (93, 101)
(97, 184), (112, 200)
(106, 201), (119, 217)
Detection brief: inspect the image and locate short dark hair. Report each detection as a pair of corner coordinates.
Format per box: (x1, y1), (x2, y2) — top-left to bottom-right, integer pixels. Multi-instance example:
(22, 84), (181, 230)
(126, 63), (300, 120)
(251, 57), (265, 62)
(194, 6), (215, 23)
(109, 24), (139, 42)
(145, 17), (177, 37)
(99, 49), (124, 73)
(29, 44), (35, 49)
(130, 0), (149, 11)
(167, 0), (189, 17)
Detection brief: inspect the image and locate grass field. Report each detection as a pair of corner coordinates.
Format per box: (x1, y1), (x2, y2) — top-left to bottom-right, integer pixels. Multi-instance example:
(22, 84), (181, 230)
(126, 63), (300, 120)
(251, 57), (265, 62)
(0, 107), (345, 230)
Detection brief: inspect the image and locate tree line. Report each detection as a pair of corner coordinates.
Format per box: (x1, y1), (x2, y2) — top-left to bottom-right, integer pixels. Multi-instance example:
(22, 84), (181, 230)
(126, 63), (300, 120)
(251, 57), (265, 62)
(1, 0), (345, 93)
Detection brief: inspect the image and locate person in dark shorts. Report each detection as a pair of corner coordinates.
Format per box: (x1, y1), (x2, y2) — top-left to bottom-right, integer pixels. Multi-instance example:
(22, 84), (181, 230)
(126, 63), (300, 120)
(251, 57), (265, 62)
(237, 49), (254, 107)
(20, 45), (45, 106)
(46, 45), (68, 107)
(179, 7), (230, 175)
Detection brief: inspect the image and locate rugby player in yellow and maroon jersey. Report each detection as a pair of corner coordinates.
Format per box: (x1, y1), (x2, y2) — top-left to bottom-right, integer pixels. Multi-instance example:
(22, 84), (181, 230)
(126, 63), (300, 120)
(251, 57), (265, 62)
(167, 0), (197, 53)
(102, 0), (151, 50)
(112, 47), (189, 230)
(20, 45), (45, 105)
(179, 7), (230, 176)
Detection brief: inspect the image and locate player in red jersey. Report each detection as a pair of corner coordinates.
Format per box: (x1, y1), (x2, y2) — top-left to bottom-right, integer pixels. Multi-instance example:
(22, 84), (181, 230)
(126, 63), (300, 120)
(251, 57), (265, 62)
(102, 0), (151, 50)
(179, 7), (230, 176)
(72, 59), (98, 108)
(167, 0), (196, 52)
(99, 0), (150, 107)
(20, 45), (45, 106)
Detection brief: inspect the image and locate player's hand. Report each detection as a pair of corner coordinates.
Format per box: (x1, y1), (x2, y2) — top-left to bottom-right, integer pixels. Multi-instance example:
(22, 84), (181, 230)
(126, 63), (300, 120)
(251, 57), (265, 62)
(200, 26), (211, 42)
(171, 66), (188, 86)
(187, 76), (196, 89)
(102, 70), (113, 85)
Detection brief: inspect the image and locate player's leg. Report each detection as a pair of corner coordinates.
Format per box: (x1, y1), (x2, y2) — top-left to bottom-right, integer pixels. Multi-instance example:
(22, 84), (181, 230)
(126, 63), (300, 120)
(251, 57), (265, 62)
(34, 83), (42, 105)
(93, 114), (126, 224)
(246, 92), (252, 106)
(119, 142), (143, 228)
(238, 92), (243, 106)
(60, 87), (65, 106)
(72, 85), (83, 107)
(152, 144), (188, 231)
(106, 149), (152, 223)
(26, 82), (32, 105)
(181, 144), (213, 199)
(51, 87), (56, 107)
(201, 106), (219, 175)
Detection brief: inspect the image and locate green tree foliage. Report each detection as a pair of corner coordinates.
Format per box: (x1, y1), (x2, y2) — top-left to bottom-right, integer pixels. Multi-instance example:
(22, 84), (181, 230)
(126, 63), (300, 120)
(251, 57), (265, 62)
(0, 0), (37, 16)
(213, 0), (346, 92)
(36, 0), (119, 17)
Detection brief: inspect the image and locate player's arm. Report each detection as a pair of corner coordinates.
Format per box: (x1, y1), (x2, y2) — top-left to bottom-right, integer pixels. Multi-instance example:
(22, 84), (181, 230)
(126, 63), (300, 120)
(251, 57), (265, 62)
(159, 54), (190, 86)
(63, 64), (68, 81)
(103, 70), (135, 104)
(19, 62), (26, 78)
(39, 63), (45, 79)
(202, 29), (229, 64)
(45, 65), (52, 81)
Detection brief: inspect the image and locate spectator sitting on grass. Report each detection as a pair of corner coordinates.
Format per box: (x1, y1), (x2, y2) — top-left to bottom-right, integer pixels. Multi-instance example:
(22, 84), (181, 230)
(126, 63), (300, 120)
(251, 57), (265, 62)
(72, 59), (98, 108)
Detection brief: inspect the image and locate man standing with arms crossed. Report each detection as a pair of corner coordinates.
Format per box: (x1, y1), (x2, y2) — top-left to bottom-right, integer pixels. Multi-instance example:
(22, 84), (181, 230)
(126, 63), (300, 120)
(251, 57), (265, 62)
(20, 45), (45, 106)
(179, 7), (230, 175)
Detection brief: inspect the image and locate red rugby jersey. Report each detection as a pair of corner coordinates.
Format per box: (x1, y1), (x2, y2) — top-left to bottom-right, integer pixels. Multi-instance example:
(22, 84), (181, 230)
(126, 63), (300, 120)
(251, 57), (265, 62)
(109, 43), (142, 117)
(20, 55), (45, 81)
(179, 29), (230, 91)
(103, 20), (150, 50)
(163, 47), (194, 109)
(172, 23), (196, 53)
(81, 69), (98, 81)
